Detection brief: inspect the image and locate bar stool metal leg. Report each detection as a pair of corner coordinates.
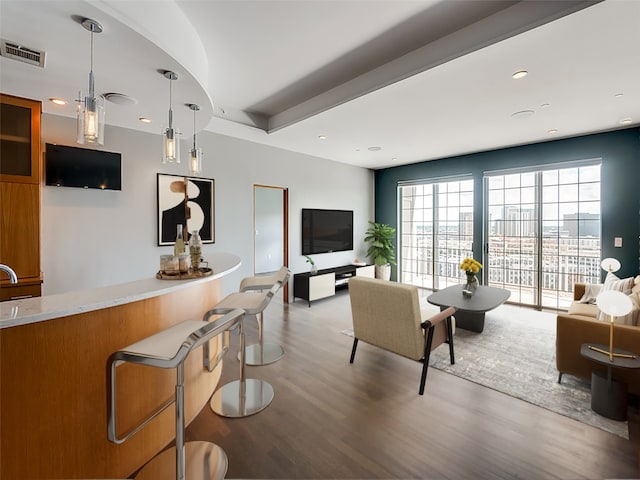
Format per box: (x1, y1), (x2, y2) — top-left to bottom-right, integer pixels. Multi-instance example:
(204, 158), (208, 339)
(243, 311), (285, 365)
(238, 267), (290, 366)
(210, 313), (274, 417)
(136, 363), (228, 480)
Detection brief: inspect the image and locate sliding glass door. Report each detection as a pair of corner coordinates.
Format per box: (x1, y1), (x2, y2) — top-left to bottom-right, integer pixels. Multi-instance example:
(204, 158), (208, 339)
(484, 161), (601, 309)
(399, 177), (474, 290)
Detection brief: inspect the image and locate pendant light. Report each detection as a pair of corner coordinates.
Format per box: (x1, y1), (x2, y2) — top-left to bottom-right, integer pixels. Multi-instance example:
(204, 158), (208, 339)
(187, 103), (203, 175)
(77, 18), (105, 145)
(162, 70), (180, 164)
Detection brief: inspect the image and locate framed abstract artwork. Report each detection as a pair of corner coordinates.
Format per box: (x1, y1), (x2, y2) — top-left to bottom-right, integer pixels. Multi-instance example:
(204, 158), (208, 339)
(157, 173), (215, 245)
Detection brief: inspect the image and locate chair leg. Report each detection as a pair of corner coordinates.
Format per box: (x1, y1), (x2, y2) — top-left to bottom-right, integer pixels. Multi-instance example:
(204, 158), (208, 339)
(558, 372), (563, 384)
(446, 316), (455, 365)
(419, 327), (436, 395)
(350, 338), (359, 363)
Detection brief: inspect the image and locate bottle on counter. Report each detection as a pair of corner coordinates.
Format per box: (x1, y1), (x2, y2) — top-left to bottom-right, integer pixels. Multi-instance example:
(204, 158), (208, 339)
(189, 229), (202, 271)
(174, 224), (186, 256)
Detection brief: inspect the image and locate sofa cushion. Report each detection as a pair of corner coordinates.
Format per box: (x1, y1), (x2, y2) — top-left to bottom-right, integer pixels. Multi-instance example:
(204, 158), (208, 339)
(632, 275), (640, 295)
(601, 271), (635, 295)
(612, 292), (640, 326)
(595, 273), (636, 321)
(568, 302), (599, 318)
(578, 283), (602, 304)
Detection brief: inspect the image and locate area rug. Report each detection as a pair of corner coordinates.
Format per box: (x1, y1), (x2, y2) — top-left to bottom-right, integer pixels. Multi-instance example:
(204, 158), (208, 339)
(342, 303), (629, 439)
(427, 303), (629, 439)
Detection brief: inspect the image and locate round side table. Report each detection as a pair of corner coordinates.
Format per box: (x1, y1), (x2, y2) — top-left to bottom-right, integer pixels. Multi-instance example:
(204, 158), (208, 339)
(580, 343), (640, 421)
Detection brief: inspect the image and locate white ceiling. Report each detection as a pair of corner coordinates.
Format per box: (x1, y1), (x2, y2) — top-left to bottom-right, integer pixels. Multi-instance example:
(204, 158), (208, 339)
(1, 0), (638, 170)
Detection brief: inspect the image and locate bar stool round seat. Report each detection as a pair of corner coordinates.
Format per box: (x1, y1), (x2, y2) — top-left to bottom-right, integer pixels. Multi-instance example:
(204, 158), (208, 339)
(238, 267), (291, 366)
(107, 309), (245, 480)
(205, 284), (281, 418)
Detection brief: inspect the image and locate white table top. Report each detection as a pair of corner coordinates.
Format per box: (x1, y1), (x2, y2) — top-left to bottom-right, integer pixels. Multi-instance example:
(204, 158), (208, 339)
(0, 253), (241, 329)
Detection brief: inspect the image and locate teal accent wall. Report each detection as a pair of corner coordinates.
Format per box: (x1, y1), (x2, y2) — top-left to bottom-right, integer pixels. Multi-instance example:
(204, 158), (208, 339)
(375, 128), (640, 281)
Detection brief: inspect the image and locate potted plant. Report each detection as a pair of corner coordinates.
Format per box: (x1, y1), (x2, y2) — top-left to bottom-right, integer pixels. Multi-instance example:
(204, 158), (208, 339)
(364, 221), (396, 280)
(304, 255), (318, 275)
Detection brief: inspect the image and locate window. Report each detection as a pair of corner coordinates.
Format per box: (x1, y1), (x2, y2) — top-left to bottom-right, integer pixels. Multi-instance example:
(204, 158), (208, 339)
(399, 177), (474, 290)
(484, 161), (601, 309)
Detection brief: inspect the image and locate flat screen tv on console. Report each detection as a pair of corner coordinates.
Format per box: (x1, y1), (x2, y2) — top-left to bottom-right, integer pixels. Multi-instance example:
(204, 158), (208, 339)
(302, 208), (353, 255)
(45, 143), (122, 191)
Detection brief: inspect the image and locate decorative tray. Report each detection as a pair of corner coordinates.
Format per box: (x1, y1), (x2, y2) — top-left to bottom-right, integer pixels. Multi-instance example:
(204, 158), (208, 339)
(156, 267), (213, 280)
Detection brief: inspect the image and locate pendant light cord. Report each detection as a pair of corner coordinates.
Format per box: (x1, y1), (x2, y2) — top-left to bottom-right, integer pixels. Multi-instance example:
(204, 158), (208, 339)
(88, 29), (95, 99)
(192, 107), (197, 149)
(168, 76), (173, 129)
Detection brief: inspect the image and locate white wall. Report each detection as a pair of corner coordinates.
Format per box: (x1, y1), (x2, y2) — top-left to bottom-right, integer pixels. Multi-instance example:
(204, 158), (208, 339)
(41, 114), (374, 297)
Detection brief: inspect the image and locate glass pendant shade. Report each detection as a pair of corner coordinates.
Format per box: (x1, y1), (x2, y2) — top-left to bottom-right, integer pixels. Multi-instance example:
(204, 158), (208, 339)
(188, 103), (202, 174)
(162, 126), (180, 164)
(161, 71), (180, 164)
(189, 147), (202, 175)
(77, 92), (105, 145)
(77, 18), (104, 145)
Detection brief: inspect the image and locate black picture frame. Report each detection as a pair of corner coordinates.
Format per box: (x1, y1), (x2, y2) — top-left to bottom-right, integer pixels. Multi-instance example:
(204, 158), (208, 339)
(157, 173), (215, 245)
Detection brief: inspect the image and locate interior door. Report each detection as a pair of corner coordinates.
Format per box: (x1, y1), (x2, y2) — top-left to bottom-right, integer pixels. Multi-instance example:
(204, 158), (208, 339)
(254, 185), (288, 301)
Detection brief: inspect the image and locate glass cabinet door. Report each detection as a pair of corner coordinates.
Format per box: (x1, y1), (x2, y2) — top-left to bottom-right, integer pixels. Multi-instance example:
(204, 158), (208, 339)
(0, 94), (41, 184)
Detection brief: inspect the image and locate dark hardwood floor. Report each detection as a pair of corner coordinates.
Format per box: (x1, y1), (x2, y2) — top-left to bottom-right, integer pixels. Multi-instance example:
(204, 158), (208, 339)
(186, 290), (639, 479)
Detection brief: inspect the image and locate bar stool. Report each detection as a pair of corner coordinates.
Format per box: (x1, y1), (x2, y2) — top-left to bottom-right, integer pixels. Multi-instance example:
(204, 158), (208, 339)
(107, 308), (245, 480)
(204, 282), (281, 418)
(238, 266), (291, 365)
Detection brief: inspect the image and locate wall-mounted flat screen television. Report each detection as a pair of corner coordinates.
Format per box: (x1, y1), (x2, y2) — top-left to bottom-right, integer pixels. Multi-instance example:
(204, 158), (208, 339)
(302, 208), (353, 255)
(45, 143), (122, 190)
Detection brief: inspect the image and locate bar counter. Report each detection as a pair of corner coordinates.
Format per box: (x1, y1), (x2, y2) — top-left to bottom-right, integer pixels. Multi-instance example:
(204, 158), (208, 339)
(0, 253), (240, 479)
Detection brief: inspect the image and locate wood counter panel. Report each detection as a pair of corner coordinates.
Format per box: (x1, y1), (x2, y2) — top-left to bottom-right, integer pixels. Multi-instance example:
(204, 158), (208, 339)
(1, 280), (224, 479)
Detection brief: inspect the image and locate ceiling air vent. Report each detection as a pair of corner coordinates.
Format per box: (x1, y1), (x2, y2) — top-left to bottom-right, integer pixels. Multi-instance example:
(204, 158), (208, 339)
(1, 39), (45, 67)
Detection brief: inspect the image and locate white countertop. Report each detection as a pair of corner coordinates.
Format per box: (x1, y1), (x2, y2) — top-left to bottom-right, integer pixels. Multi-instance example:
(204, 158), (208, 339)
(0, 253), (241, 329)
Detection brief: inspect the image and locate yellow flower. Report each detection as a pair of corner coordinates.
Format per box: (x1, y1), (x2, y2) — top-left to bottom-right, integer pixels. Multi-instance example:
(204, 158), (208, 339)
(459, 257), (482, 274)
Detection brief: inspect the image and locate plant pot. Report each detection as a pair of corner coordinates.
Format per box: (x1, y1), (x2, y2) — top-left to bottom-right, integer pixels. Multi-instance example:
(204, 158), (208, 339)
(375, 264), (391, 281)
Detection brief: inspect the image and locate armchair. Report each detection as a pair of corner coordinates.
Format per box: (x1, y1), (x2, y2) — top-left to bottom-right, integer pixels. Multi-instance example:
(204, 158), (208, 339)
(348, 277), (456, 395)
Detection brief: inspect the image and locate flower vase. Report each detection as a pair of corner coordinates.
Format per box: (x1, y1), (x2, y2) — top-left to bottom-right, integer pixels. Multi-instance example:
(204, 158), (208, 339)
(310, 264), (318, 275)
(462, 272), (478, 298)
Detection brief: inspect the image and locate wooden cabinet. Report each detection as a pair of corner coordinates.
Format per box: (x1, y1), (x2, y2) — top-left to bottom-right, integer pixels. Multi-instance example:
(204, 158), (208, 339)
(294, 264), (374, 307)
(0, 94), (42, 296)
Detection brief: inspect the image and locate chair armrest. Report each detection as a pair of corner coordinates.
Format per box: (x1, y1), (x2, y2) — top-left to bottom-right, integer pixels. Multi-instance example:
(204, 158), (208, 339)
(421, 306), (456, 329)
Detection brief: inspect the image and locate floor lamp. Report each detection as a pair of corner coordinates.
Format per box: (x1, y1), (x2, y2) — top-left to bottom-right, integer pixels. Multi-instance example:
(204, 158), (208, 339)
(589, 290), (635, 361)
(601, 257), (621, 274)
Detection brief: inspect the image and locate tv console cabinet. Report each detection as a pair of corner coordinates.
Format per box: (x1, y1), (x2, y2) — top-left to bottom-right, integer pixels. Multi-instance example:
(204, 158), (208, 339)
(293, 264), (374, 307)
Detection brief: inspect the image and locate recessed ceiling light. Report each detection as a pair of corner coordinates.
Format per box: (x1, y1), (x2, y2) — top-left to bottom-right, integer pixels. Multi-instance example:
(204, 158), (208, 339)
(318, 135), (327, 140)
(391, 157), (398, 161)
(139, 117), (152, 124)
(49, 98), (67, 106)
(614, 93), (624, 98)
(367, 146), (382, 151)
(620, 118), (633, 125)
(511, 110), (535, 119)
(540, 103), (550, 108)
(548, 129), (558, 134)
(512, 70), (528, 79)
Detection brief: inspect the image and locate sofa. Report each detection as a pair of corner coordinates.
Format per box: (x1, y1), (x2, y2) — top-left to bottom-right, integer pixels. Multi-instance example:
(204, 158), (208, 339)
(556, 274), (640, 395)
